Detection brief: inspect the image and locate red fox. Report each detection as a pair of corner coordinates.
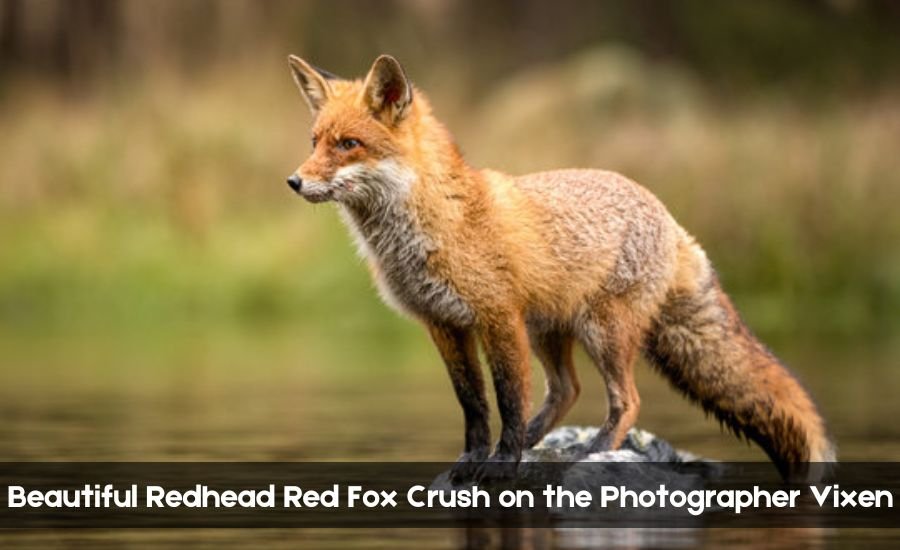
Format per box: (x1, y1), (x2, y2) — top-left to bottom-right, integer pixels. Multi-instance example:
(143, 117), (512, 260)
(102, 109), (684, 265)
(285, 54), (835, 482)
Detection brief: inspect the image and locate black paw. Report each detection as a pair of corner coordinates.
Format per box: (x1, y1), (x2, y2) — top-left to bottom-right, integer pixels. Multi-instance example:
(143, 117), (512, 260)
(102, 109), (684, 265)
(563, 430), (614, 461)
(473, 454), (520, 484)
(449, 451), (488, 485)
(586, 430), (615, 454)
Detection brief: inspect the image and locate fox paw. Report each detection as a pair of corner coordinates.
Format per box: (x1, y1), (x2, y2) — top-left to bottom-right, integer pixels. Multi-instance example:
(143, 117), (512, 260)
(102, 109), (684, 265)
(473, 454), (520, 484)
(587, 431), (615, 454)
(564, 429), (615, 461)
(449, 450), (488, 484)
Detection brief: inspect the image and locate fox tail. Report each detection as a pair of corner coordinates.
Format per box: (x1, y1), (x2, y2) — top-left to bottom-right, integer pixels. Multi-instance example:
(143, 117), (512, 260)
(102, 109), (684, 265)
(645, 243), (836, 481)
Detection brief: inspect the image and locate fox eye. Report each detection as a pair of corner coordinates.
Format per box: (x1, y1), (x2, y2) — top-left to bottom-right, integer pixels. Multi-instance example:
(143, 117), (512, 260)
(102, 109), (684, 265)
(311, 135), (318, 148)
(337, 138), (362, 151)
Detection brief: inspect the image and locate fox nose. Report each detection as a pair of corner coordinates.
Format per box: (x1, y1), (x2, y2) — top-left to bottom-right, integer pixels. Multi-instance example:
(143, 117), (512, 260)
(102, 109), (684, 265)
(286, 174), (303, 193)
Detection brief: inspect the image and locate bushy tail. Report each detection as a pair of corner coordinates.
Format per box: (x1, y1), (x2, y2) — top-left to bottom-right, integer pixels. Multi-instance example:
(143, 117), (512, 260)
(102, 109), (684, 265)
(645, 251), (835, 481)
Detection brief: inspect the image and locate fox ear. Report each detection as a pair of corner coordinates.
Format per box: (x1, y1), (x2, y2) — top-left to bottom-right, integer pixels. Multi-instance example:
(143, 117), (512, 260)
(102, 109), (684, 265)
(362, 55), (412, 125)
(288, 55), (334, 115)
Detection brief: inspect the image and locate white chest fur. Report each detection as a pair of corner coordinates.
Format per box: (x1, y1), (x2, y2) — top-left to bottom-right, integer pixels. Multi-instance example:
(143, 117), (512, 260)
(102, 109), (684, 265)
(336, 161), (473, 326)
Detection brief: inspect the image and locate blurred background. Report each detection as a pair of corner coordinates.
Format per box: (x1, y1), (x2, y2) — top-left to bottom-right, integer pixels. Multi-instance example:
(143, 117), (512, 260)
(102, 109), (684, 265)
(1, 0), (899, 469)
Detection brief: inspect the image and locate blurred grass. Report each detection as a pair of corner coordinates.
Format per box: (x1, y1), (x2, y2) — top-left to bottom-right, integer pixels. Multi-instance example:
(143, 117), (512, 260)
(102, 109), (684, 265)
(0, 47), (897, 340)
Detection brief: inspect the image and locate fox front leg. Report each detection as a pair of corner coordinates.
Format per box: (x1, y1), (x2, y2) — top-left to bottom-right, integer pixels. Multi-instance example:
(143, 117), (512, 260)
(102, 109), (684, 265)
(474, 314), (532, 482)
(427, 323), (491, 483)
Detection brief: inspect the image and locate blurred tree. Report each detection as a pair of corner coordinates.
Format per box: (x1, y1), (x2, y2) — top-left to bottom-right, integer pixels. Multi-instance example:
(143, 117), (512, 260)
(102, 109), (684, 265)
(1, 0), (119, 81)
(1, 0), (899, 95)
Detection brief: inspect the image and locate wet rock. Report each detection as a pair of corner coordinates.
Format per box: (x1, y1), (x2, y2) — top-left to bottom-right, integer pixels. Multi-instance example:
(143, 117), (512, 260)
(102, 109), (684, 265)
(527, 425), (697, 462)
(432, 426), (719, 491)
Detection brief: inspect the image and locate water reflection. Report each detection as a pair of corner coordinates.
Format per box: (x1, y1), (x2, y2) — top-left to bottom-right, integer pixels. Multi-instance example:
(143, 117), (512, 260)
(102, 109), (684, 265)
(0, 326), (897, 547)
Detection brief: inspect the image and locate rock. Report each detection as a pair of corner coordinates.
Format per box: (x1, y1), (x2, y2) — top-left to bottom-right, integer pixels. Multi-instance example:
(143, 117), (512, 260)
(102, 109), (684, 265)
(432, 426), (720, 492)
(527, 425), (694, 462)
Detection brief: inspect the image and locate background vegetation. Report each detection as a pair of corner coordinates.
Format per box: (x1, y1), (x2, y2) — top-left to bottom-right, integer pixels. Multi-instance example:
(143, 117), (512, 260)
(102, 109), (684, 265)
(1, 0), (898, 343)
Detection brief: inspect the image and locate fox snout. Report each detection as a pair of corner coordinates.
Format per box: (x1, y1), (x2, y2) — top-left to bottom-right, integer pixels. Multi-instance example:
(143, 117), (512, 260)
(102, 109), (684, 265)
(286, 173), (302, 193)
(285, 172), (334, 203)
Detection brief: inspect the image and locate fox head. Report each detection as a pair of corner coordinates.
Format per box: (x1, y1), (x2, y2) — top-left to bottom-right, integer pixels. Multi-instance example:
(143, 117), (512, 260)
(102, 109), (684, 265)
(286, 54), (419, 207)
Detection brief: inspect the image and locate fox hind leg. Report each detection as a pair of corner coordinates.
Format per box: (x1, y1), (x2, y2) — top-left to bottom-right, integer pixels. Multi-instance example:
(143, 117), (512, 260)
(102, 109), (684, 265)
(525, 329), (580, 448)
(578, 309), (642, 453)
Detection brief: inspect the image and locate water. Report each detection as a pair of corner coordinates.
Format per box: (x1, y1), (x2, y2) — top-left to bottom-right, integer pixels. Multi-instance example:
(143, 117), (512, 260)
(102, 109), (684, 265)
(1, 324), (898, 548)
